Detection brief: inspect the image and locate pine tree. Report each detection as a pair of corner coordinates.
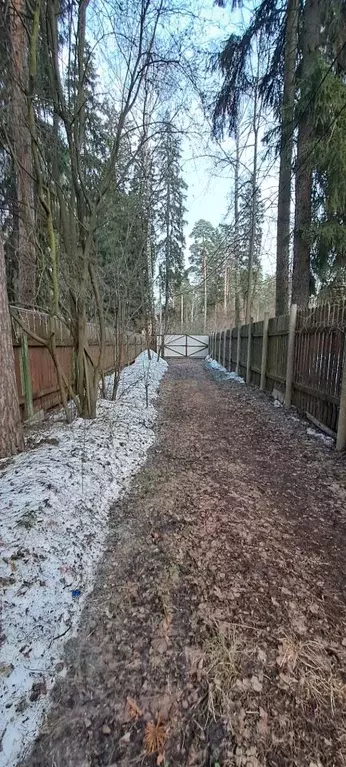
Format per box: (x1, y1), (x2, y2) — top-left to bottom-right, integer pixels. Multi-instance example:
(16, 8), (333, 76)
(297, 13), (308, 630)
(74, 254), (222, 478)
(292, 0), (324, 308)
(189, 219), (223, 311)
(237, 179), (264, 319)
(156, 120), (187, 323)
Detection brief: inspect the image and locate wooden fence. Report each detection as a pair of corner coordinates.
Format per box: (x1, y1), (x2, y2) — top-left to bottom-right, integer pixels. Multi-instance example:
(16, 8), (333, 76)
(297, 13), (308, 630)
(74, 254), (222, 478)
(209, 301), (346, 451)
(11, 308), (145, 418)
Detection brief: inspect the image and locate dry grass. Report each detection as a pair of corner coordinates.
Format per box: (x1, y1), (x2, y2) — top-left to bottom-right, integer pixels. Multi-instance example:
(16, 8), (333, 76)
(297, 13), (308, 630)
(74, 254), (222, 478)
(143, 714), (167, 754)
(204, 623), (245, 719)
(277, 636), (346, 714)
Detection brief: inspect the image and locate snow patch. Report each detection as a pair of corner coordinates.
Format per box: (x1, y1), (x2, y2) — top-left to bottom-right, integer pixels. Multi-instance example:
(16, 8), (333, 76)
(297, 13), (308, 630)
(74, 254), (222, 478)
(205, 355), (244, 383)
(306, 427), (334, 447)
(0, 351), (167, 767)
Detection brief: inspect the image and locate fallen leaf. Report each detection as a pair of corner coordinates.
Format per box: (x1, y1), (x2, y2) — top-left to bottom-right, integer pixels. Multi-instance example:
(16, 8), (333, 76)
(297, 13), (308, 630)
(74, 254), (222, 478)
(149, 692), (173, 720)
(257, 648), (267, 664)
(0, 662), (14, 677)
(257, 707), (268, 736)
(126, 696), (142, 720)
(251, 675), (263, 692)
(291, 614), (307, 636)
(185, 646), (204, 674)
(151, 637), (168, 654)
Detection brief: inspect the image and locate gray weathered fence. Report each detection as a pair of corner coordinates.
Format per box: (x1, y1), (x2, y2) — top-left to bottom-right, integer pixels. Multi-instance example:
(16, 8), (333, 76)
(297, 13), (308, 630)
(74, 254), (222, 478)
(209, 301), (346, 451)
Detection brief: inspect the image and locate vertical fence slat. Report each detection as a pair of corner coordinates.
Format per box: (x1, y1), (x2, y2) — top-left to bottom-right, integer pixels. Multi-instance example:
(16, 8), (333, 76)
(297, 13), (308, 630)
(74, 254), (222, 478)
(260, 312), (269, 391)
(285, 304), (297, 408)
(236, 324), (241, 376)
(20, 334), (34, 419)
(336, 335), (346, 451)
(246, 319), (252, 384)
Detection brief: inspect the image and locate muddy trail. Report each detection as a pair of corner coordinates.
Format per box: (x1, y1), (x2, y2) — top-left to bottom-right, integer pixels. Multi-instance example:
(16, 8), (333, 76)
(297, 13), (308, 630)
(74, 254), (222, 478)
(25, 359), (346, 767)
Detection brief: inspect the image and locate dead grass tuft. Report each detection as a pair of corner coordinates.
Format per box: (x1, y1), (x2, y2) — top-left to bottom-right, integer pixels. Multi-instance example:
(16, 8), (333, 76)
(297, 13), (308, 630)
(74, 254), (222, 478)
(277, 636), (346, 713)
(143, 714), (167, 754)
(204, 623), (245, 718)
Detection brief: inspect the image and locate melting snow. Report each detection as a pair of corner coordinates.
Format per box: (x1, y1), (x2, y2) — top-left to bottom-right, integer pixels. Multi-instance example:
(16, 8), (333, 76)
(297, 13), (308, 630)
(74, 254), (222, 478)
(0, 351), (167, 767)
(306, 427), (334, 447)
(205, 355), (245, 383)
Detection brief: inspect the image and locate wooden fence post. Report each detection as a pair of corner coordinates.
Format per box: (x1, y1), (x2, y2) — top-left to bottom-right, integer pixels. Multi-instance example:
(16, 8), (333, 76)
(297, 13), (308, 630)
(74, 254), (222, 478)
(218, 332), (221, 364)
(246, 318), (252, 384)
(336, 339), (346, 451)
(285, 303), (297, 408)
(20, 333), (34, 419)
(260, 312), (269, 391)
(236, 324), (241, 376)
(223, 330), (226, 368)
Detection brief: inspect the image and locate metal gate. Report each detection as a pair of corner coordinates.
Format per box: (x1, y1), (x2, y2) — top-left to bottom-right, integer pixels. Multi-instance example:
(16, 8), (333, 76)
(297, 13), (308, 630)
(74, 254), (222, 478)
(158, 334), (209, 358)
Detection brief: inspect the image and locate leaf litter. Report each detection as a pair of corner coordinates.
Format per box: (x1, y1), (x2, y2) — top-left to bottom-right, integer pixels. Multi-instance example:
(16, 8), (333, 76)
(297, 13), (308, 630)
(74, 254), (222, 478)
(22, 358), (346, 767)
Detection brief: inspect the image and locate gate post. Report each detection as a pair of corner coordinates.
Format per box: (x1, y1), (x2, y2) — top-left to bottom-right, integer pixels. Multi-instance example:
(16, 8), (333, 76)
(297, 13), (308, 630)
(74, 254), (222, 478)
(285, 303), (297, 408)
(336, 338), (346, 451)
(236, 324), (241, 376)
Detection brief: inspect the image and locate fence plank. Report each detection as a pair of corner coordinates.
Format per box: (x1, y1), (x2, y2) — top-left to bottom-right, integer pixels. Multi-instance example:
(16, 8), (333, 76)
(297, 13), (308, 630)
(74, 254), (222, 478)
(285, 304), (297, 408)
(246, 320), (252, 384)
(260, 313), (269, 391)
(336, 335), (346, 451)
(20, 334), (34, 419)
(236, 325), (241, 375)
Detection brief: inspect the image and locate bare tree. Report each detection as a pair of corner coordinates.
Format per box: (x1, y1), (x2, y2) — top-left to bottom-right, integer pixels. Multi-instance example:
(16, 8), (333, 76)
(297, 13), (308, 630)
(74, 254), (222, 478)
(17, 0), (182, 419)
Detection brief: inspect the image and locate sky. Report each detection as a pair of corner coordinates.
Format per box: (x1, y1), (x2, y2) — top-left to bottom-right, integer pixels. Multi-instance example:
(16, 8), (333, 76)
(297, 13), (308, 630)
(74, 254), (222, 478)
(179, 1), (279, 276)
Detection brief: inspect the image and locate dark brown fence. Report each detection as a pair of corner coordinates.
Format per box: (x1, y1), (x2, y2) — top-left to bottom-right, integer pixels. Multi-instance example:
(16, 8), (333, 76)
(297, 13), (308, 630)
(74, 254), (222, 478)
(209, 301), (346, 451)
(11, 308), (145, 418)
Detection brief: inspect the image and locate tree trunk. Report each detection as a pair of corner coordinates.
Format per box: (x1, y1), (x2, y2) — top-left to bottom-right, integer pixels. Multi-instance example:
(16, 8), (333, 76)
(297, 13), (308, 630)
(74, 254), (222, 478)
(275, 0), (298, 316)
(164, 169), (170, 325)
(246, 81), (259, 325)
(0, 237), (24, 458)
(234, 126), (241, 325)
(292, 0), (323, 309)
(11, 0), (36, 306)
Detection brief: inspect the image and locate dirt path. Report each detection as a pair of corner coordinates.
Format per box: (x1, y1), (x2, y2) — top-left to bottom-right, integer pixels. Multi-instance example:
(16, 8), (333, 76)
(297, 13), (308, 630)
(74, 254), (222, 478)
(25, 360), (346, 767)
